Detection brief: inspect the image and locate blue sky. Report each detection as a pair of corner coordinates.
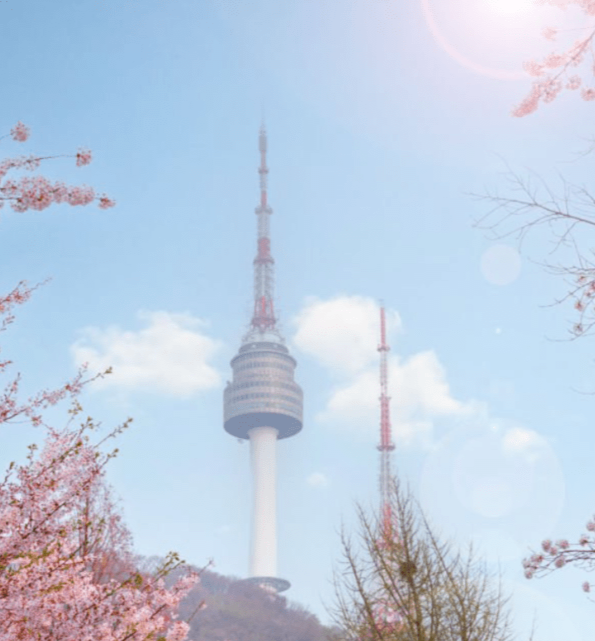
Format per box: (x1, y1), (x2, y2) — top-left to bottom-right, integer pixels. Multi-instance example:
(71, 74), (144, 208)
(1, 0), (595, 637)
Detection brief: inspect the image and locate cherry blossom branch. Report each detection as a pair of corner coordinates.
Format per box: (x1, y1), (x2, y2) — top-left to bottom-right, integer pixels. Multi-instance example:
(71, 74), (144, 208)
(513, 1), (595, 116)
(0, 121), (115, 212)
(472, 169), (595, 338)
(523, 522), (595, 598)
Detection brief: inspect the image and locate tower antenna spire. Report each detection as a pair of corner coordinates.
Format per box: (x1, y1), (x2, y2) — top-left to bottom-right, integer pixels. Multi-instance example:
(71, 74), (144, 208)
(250, 123), (277, 334)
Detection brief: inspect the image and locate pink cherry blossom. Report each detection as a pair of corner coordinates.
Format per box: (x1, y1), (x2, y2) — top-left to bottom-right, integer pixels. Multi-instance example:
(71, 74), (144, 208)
(167, 621), (191, 641)
(557, 539), (570, 549)
(512, 84), (542, 117)
(542, 26), (558, 41)
(543, 52), (567, 69)
(0, 123), (202, 640)
(526, 521), (595, 601)
(98, 194), (116, 209)
(76, 148), (92, 167)
(66, 185), (95, 206)
(10, 121), (30, 142)
(0, 123), (114, 212)
(542, 78), (563, 103)
(514, 4), (595, 115)
(566, 75), (582, 89)
(523, 60), (545, 77)
(0, 282), (200, 640)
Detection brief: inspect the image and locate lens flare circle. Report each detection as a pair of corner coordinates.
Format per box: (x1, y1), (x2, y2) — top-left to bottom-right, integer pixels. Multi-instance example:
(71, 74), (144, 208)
(420, 0), (526, 80)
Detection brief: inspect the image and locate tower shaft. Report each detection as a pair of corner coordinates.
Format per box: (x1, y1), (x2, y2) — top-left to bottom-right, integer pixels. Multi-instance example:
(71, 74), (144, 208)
(249, 426), (278, 577)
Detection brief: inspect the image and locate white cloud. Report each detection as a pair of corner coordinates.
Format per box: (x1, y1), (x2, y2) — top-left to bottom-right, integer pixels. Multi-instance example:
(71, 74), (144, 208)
(317, 353), (472, 448)
(306, 472), (329, 488)
(292, 296), (472, 448)
(501, 425), (547, 463)
(292, 295), (401, 375)
(71, 310), (221, 398)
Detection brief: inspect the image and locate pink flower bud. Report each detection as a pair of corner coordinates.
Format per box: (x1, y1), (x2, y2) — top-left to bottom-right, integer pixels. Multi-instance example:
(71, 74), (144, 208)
(580, 535), (589, 546)
(524, 569), (534, 579)
(554, 557), (565, 568)
(583, 582), (591, 593)
(586, 521), (595, 532)
(542, 539), (552, 552)
(549, 546), (558, 556)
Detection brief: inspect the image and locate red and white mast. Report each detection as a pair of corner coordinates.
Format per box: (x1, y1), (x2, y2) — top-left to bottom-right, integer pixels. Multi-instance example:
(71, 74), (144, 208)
(251, 125), (276, 332)
(377, 305), (396, 545)
(365, 306), (405, 638)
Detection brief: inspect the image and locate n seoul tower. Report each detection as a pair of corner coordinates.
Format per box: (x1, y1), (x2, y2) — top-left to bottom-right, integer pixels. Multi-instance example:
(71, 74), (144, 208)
(223, 126), (303, 595)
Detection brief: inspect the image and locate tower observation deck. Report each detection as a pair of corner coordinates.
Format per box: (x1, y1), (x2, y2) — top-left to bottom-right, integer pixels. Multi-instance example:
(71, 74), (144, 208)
(223, 126), (303, 595)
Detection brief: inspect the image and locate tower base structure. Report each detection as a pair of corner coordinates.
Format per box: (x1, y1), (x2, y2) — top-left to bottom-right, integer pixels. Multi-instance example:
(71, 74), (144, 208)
(242, 576), (291, 594)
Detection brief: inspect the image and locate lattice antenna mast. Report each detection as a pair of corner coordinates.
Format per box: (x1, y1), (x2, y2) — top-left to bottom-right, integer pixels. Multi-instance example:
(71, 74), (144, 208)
(377, 306), (395, 542)
(251, 125), (276, 332)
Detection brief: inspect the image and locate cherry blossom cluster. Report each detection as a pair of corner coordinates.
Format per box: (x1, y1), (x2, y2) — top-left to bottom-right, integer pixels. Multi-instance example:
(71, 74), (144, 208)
(523, 524), (595, 597)
(0, 283), (200, 640)
(0, 122), (202, 639)
(513, 2), (595, 116)
(76, 148), (92, 167)
(0, 420), (199, 640)
(0, 122), (114, 211)
(10, 121), (29, 143)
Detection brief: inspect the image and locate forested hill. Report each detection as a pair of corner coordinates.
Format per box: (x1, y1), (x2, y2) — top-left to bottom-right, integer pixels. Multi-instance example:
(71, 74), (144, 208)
(142, 557), (344, 641)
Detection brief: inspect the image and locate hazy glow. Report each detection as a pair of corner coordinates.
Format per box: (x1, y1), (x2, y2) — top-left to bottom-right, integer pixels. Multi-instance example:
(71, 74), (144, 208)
(485, 0), (534, 16)
(480, 244), (522, 286)
(421, 0), (526, 79)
